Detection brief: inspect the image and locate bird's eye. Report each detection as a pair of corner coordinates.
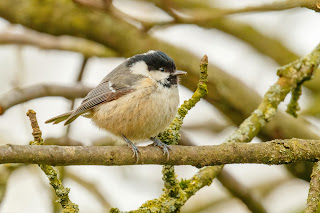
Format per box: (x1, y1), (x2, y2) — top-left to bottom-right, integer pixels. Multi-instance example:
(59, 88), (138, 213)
(159, 68), (165, 72)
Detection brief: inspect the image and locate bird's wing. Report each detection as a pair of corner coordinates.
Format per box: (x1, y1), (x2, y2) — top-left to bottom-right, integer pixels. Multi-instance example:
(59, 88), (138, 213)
(64, 81), (134, 125)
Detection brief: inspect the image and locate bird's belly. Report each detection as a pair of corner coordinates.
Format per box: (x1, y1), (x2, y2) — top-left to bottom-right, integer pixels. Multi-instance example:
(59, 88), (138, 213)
(91, 86), (179, 141)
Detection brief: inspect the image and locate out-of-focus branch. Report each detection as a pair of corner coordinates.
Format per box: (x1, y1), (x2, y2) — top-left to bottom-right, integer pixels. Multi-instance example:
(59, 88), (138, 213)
(65, 57), (89, 136)
(181, 176), (291, 213)
(149, 0), (320, 13)
(26, 110), (79, 213)
(0, 84), (92, 115)
(0, 164), (22, 203)
(154, 1), (320, 94)
(217, 170), (267, 213)
(0, 29), (117, 57)
(73, 0), (165, 31)
(305, 161), (320, 213)
(66, 170), (112, 211)
(72, 0), (111, 10)
(0, 0), (318, 141)
(2, 139), (320, 166)
(180, 0), (320, 21)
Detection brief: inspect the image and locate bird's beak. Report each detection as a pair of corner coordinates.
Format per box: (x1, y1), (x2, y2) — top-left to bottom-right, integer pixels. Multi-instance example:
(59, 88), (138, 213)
(172, 70), (187, 76)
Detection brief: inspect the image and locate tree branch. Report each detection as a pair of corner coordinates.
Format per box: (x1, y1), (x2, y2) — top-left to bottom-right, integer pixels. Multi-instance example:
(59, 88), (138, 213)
(0, 84), (91, 115)
(305, 161), (320, 212)
(0, 29), (117, 57)
(66, 170), (112, 211)
(217, 170), (267, 213)
(26, 110), (79, 213)
(1, 139), (320, 166)
(180, 0), (320, 21)
(181, 41), (320, 200)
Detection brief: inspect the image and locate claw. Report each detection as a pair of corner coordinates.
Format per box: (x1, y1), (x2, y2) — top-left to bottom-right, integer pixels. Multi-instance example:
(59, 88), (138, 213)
(122, 135), (140, 163)
(150, 137), (171, 161)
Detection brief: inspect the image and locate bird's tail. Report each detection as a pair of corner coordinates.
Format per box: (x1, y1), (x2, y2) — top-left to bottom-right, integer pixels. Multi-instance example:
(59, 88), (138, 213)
(45, 111), (74, 125)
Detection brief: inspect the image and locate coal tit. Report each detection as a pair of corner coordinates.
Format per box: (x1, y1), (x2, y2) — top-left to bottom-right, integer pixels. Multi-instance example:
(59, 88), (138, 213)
(46, 50), (186, 161)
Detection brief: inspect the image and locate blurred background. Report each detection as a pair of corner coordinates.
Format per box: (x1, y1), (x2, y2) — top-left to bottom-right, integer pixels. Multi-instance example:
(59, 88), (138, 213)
(0, 0), (320, 212)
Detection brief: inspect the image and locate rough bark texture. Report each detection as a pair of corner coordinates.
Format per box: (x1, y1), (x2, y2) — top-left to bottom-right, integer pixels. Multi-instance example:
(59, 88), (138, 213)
(1, 139), (320, 166)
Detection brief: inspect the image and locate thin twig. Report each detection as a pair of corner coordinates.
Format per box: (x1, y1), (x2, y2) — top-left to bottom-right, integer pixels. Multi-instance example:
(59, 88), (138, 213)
(158, 55), (208, 145)
(305, 161), (320, 213)
(65, 57), (89, 136)
(26, 110), (79, 213)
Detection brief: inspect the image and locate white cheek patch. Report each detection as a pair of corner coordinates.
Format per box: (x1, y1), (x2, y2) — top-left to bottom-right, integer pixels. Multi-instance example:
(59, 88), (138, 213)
(108, 81), (116, 93)
(150, 71), (170, 81)
(130, 61), (150, 77)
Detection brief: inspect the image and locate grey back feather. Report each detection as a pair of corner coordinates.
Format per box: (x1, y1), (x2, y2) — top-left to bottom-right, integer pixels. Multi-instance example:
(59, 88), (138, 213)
(64, 63), (144, 125)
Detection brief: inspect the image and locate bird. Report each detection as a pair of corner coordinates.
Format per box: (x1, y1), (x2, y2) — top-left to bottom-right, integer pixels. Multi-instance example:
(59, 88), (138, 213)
(45, 50), (186, 162)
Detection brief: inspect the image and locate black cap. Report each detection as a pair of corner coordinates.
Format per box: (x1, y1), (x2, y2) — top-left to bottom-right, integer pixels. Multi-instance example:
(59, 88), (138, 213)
(127, 50), (176, 73)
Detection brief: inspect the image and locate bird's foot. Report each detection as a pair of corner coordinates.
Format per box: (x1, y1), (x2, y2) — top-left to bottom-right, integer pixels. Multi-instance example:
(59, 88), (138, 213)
(150, 137), (171, 161)
(122, 135), (140, 163)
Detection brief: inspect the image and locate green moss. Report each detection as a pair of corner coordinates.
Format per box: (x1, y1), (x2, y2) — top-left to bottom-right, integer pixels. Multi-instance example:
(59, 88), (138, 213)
(179, 179), (190, 190)
(27, 110), (78, 213)
(286, 83), (302, 117)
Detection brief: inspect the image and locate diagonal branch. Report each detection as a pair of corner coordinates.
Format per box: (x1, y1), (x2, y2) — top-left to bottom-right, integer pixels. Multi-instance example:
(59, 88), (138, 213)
(217, 170), (267, 213)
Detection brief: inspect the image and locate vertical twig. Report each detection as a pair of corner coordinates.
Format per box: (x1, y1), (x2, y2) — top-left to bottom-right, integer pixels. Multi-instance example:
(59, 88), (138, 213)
(305, 161), (320, 213)
(52, 56), (88, 211)
(26, 110), (79, 213)
(65, 56), (89, 136)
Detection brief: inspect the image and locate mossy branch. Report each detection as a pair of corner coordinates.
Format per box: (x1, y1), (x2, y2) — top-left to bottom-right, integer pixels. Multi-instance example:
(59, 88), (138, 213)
(181, 41), (320, 208)
(158, 55), (208, 145)
(305, 161), (320, 213)
(286, 82), (302, 117)
(26, 110), (79, 213)
(3, 139), (320, 166)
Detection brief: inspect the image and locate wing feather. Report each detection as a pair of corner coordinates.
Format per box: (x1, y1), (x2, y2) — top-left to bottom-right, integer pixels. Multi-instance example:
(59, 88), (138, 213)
(64, 81), (133, 125)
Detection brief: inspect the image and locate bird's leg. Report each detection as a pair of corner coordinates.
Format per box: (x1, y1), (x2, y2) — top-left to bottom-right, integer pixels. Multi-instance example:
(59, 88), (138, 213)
(122, 135), (140, 163)
(150, 137), (171, 160)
